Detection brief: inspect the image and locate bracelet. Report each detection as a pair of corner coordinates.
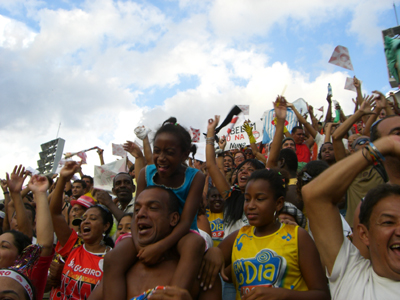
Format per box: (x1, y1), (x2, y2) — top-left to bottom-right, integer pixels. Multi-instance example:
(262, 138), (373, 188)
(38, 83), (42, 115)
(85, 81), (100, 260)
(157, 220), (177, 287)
(368, 142), (385, 162)
(206, 136), (215, 145)
(206, 140), (215, 145)
(3, 191), (9, 195)
(362, 147), (375, 165)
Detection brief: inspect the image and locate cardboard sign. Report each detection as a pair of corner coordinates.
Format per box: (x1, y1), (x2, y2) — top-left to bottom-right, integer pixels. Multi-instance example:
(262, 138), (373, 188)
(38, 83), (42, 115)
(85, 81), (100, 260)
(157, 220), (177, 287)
(93, 159), (127, 192)
(218, 120), (264, 150)
(112, 143), (127, 157)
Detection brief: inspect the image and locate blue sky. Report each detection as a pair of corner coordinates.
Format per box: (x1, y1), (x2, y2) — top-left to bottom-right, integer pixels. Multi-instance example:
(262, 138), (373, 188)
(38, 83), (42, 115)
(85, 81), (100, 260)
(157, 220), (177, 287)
(0, 0), (399, 174)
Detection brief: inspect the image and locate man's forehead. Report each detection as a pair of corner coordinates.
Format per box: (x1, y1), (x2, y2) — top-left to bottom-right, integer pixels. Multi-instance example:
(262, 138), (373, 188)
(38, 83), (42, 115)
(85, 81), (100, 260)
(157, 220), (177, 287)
(136, 188), (169, 204)
(114, 173), (132, 182)
(377, 116), (400, 136)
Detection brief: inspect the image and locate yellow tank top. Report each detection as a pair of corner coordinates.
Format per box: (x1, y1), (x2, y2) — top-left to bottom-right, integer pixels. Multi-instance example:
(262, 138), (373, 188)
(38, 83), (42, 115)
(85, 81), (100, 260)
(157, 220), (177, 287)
(231, 224), (308, 299)
(206, 209), (224, 247)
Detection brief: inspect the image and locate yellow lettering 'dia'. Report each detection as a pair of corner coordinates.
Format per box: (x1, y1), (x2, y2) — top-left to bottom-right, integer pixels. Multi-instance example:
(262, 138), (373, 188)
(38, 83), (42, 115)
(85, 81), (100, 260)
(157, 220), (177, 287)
(263, 264), (275, 281)
(244, 262), (257, 284)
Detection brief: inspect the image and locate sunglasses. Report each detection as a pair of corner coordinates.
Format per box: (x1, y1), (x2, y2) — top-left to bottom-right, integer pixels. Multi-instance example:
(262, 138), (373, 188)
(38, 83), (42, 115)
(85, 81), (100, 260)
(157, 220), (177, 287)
(353, 138), (369, 147)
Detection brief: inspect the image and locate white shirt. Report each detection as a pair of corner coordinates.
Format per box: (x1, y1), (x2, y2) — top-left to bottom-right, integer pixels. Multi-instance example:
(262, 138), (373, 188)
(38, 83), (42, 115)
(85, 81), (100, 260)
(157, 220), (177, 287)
(315, 132), (348, 152)
(328, 237), (399, 300)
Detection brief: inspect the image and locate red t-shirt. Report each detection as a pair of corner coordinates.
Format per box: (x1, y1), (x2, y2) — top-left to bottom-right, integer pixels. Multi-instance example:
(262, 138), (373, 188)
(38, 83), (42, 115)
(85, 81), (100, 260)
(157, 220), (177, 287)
(296, 143), (311, 163)
(51, 231), (107, 300)
(27, 249), (54, 300)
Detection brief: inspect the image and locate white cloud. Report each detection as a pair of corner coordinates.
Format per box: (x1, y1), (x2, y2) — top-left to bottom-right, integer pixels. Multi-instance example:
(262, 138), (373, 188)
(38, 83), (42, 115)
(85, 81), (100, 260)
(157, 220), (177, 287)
(0, 15), (36, 48)
(0, 0), (394, 177)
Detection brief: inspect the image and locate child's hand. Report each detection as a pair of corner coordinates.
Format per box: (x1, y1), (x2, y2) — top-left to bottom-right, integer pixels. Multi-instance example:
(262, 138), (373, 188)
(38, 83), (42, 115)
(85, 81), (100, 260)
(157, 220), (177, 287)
(137, 242), (164, 265)
(197, 247), (227, 290)
(207, 116), (220, 132)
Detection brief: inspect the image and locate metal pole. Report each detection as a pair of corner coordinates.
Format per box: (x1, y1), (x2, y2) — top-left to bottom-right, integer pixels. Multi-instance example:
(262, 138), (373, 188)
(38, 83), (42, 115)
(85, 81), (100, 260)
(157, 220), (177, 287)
(394, 3), (399, 26)
(56, 122), (61, 138)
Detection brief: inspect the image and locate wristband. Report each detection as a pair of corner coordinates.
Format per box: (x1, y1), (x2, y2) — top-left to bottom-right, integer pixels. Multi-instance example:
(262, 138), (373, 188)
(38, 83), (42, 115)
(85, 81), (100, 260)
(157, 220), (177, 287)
(368, 142), (385, 162)
(3, 191), (9, 194)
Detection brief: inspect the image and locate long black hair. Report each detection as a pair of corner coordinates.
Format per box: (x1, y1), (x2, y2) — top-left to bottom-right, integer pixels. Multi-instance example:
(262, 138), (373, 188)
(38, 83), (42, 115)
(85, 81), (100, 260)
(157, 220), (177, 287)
(224, 159), (265, 227)
(91, 205), (114, 248)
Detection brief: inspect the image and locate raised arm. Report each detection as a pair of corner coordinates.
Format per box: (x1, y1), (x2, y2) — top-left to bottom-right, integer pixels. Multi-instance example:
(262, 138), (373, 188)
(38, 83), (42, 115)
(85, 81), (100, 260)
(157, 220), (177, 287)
(332, 96), (374, 160)
(97, 148), (105, 165)
(307, 104), (319, 130)
(353, 76), (363, 106)
(206, 116), (231, 199)
(266, 96), (287, 168)
(243, 121), (266, 164)
(325, 94), (333, 123)
(1, 179), (11, 232)
(49, 161), (81, 247)
(6, 165), (32, 239)
(390, 92), (400, 115)
(287, 102), (317, 139)
(123, 140), (146, 182)
(302, 135), (400, 274)
(374, 90), (395, 117)
(29, 175), (54, 256)
(217, 137), (228, 174)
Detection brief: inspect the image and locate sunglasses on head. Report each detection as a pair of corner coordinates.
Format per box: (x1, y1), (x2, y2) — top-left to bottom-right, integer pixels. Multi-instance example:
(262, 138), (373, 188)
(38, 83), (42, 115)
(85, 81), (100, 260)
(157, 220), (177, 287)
(354, 138), (369, 146)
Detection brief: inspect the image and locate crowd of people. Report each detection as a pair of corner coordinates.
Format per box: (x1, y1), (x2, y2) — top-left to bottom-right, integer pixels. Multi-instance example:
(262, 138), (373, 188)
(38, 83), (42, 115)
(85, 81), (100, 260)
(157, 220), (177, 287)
(0, 76), (400, 300)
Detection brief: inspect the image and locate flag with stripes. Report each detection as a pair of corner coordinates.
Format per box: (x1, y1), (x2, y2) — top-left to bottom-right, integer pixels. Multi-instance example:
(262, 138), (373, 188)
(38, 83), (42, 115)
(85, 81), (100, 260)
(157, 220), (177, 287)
(262, 108), (298, 144)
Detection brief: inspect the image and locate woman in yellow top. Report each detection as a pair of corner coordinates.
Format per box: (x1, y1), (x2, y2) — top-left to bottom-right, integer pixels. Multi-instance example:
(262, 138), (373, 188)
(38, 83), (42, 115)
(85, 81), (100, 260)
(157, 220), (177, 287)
(200, 169), (329, 300)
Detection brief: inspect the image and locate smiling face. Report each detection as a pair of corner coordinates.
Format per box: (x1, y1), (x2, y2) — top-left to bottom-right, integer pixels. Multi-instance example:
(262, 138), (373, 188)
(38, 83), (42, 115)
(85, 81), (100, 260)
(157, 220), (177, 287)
(116, 215), (132, 239)
(133, 188), (179, 247)
(244, 179), (283, 236)
(80, 207), (109, 245)
(0, 233), (19, 268)
(223, 155), (233, 172)
(237, 162), (256, 191)
(208, 188), (224, 213)
(113, 173), (134, 204)
(153, 133), (187, 178)
(234, 152), (245, 166)
(359, 195), (400, 280)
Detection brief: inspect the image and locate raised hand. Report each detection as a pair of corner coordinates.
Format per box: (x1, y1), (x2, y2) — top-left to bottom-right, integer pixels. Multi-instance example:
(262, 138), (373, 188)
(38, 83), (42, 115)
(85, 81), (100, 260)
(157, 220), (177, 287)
(59, 161), (81, 181)
(0, 179), (8, 193)
(6, 165), (28, 194)
(94, 189), (114, 207)
(353, 76), (361, 89)
(28, 175), (49, 194)
(308, 104), (314, 116)
(360, 95), (375, 114)
(274, 96), (287, 120)
(207, 116), (220, 131)
(326, 94), (332, 104)
(123, 141), (143, 158)
(242, 121), (253, 136)
(373, 90), (387, 110)
(218, 135), (227, 150)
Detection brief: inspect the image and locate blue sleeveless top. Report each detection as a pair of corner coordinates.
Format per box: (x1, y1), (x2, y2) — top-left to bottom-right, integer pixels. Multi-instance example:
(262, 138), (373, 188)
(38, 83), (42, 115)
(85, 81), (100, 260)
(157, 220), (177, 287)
(145, 164), (199, 230)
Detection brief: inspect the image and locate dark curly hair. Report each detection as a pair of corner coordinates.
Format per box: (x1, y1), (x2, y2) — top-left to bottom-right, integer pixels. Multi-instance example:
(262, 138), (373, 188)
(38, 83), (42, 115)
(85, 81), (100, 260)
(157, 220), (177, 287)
(154, 117), (192, 155)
